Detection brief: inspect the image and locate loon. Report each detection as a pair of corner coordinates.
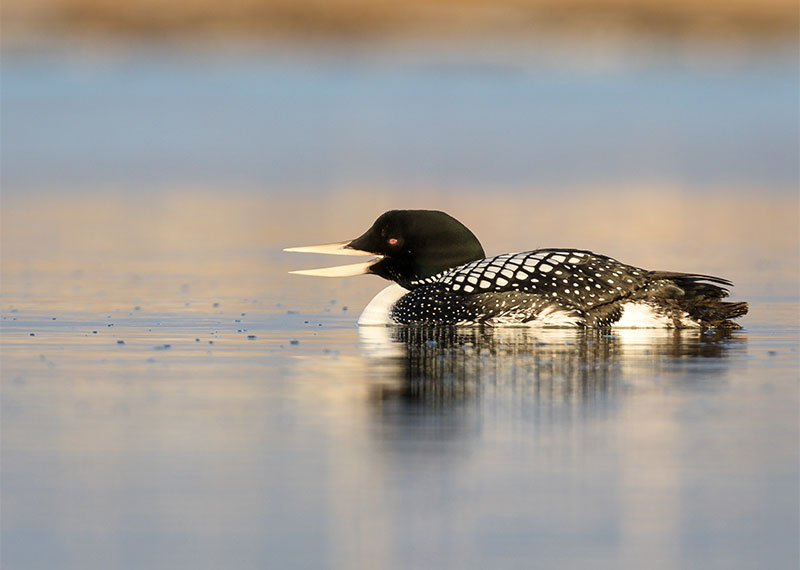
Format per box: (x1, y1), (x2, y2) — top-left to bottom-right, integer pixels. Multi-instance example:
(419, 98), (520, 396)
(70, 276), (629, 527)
(285, 210), (748, 328)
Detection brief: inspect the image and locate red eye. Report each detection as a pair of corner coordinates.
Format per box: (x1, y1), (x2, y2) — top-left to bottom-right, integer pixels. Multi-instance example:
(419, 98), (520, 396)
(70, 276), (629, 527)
(388, 237), (399, 246)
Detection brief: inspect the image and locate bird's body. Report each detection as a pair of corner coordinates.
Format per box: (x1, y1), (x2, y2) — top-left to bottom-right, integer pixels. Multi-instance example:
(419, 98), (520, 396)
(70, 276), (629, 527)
(286, 210), (747, 328)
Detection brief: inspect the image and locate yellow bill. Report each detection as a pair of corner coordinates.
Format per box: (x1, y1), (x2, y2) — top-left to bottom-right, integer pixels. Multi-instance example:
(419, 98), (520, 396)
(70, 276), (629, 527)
(284, 241), (380, 277)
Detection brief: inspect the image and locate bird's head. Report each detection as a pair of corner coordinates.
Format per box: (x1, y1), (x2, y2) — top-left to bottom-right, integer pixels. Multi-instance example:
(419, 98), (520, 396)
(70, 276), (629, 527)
(285, 209), (485, 289)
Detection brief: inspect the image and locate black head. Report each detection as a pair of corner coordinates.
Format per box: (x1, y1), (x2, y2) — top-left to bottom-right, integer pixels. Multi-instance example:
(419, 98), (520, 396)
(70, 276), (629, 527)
(347, 210), (485, 288)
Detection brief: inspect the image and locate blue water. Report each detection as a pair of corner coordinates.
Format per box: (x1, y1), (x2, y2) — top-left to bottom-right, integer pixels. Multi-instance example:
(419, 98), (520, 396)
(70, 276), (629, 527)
(2, 46), (797, 192)
(2, 298), (798, 570)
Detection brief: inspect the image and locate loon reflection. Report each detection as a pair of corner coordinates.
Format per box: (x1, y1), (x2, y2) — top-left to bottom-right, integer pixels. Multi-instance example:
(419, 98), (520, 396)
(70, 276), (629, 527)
(360, 326), (744, 406)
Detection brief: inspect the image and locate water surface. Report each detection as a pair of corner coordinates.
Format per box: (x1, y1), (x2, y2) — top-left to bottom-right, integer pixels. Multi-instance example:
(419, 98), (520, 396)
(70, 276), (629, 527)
(2, 290), (797, 569)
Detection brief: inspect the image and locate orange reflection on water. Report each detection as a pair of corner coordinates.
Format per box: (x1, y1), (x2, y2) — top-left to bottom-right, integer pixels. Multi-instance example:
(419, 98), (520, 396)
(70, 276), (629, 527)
(2, 186), (796, 307)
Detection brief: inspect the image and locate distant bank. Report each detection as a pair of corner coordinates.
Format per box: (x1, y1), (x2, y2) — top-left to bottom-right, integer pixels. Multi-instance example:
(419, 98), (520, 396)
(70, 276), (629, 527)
(3, 0), (797, 46)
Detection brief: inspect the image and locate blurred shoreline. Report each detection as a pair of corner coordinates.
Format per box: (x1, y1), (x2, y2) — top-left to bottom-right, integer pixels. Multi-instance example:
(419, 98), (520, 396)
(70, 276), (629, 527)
(3, 0), (797, 51)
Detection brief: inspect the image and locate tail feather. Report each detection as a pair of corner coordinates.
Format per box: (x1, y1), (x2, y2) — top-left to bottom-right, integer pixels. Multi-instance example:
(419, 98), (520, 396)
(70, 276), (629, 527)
(647, 271), (748, 328)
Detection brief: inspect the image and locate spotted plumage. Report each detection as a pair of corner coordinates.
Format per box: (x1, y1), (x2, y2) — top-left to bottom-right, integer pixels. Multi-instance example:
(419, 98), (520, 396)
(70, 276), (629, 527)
(286, 210), (748, 328)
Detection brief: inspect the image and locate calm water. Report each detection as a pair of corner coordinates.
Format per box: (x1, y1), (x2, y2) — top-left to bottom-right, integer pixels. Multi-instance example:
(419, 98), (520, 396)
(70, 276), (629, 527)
(2, 43), (799, 569)
(2, 293), (798, 569)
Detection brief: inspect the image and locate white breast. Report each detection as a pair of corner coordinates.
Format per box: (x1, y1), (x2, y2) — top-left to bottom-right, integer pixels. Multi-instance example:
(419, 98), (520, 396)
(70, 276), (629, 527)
(357, 283), (410, 326)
